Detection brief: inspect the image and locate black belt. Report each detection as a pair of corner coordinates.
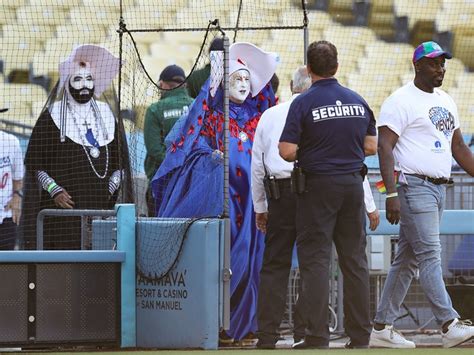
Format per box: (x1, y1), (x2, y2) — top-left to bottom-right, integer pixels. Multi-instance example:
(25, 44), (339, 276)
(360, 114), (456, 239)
(275, 177), (291, 188)
(407, 174), (453, 185)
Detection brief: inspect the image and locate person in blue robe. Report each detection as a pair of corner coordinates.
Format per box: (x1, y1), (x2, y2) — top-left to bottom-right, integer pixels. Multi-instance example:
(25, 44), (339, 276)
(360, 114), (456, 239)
(151, 42), (279, 343)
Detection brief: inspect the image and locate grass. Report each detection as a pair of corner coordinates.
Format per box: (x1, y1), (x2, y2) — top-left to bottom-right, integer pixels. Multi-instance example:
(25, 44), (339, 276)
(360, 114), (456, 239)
(18, 348), (474, 355)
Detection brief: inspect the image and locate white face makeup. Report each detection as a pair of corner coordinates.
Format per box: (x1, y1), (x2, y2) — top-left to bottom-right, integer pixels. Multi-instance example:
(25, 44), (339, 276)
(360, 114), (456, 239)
(69, 67), (94, 91)
(229, 69), (251, 104)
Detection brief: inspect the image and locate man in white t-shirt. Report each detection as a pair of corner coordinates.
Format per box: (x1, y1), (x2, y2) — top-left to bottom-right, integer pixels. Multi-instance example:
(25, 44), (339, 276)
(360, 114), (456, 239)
(370, 41), (474, 349)
(0, 108), (24, 249)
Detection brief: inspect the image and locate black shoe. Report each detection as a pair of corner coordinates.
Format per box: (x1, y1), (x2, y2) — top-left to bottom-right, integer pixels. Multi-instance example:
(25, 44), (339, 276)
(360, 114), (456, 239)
(256, 340), (276, 349)
(292, 340), (329, 349)
(293, 335), (303, 343)
(345, 341), (369, 349)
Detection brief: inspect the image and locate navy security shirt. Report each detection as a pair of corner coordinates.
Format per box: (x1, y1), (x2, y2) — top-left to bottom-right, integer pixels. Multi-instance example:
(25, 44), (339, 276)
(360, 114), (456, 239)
(280, 78), (376, 175)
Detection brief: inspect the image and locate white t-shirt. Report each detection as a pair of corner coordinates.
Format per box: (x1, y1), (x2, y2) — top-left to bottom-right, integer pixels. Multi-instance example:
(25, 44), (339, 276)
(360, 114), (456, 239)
(0, 131), (24, 223)
(378, 82), (460, 178)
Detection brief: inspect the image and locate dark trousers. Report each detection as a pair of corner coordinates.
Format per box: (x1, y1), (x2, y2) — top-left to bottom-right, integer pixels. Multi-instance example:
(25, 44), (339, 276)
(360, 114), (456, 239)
(257, 179), (307, 343)
(0, 218), (17, 250)
(146, 185), (156, 217)
(296, 173), (371, 346)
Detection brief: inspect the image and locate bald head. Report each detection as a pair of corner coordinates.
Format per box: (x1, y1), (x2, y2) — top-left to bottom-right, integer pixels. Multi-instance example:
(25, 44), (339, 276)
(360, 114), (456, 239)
(291, 66), (311, 94)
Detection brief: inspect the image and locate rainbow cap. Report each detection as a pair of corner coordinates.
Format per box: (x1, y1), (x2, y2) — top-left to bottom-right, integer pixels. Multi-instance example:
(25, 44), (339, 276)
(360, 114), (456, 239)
(413, 41), (452, 63)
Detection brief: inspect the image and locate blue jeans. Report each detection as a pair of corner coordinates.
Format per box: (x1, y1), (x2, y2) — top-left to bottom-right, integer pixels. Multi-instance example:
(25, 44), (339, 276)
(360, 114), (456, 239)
(374, 175), (459, 325)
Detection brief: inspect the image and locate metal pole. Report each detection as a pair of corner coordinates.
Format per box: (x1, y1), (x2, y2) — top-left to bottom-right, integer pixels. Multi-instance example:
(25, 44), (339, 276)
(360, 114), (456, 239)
(222, 34), (231, 331)
(36, 209), (116, 250)
(302, 0), (309, 64)
(223, 35), (230, 218)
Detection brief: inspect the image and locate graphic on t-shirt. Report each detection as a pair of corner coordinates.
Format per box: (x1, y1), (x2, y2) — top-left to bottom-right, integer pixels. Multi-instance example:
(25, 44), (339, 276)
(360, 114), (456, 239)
(432, 140), (446, 154)
(1, 172), (9, 189)
(429, 106), (455, 138)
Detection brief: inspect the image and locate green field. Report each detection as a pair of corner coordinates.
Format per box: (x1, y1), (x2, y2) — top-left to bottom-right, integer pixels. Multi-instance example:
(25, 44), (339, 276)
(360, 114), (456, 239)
(19, 348), (473, 355)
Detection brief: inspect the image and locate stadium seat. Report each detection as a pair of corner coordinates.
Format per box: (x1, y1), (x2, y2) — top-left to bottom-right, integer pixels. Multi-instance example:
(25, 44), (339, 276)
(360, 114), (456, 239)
(29, 0), (81, 8)
(400, 71), (415, 86)
(0, 83), (48, 107)
(56, 24), (107, 44)
(162, 31), (205, 47)
(327, 0), (354, 24)
(456, 72), (474, 88)
(1, 0), (27, 7)
(394, 0), (441, 30)
(442, 57), (467, 91)
(324, 24), (377, 48)
(70, 6), (120, 27)
(122, 6), (170, 28)
(365, 41), (414, 60)
(2, 24), (54, 45)
(0, 103), (34, 130)
(0, 7), (18, 25)
(452, 30), (474, 70)
(306, 10), (334, 32)
(449, 88), (474, 132)
(16, 6), (69, 26)
(367, 0), (396, 40)
(436, 1), (474, 32)
(31, 51), (58, 79)
(0, 36), (43, 74)
(82, 0), (135, 7)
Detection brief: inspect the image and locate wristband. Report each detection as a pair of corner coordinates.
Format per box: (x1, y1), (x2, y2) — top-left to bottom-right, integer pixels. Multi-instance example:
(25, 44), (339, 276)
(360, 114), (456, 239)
(386, 192), (398, 199)
(47, 182), (58, 194)
(13, 190), (23, 198)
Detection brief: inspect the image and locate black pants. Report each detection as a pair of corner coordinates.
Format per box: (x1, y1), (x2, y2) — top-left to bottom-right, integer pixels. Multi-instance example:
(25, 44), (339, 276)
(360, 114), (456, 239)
(257, 179), (306, 344)
(146, 185), (156, 217)
(0, 218), (17, 250)
(296, 173), (371, 346)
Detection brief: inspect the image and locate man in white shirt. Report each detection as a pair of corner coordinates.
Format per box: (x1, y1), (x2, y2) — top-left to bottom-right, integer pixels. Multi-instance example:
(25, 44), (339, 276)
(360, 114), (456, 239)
(0, 108), (24, 249)
(371, 41), (474, 349)
(252, 66), (380, 349)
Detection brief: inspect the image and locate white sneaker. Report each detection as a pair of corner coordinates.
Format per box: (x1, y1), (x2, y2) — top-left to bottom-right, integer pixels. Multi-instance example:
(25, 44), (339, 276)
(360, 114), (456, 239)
(369, 325), (416, 348)
(442, 318), (474, 348)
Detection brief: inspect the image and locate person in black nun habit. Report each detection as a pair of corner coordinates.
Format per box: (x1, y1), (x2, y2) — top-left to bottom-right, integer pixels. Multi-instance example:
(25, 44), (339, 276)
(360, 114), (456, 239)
(22, 44), (131, 250)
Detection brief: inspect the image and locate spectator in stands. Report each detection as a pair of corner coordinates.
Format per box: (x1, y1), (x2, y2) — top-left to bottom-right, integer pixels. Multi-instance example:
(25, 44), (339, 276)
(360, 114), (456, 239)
(279, 40), (377, 349)
(371, 41), (474, 349)
(253, 65), (380, 348)
(22, 45), (130, 250)
(186, 37), (224, 98)
(0, 108), (24, 250)
(144, 65), (193, 216)
(152, 42), (278, 346)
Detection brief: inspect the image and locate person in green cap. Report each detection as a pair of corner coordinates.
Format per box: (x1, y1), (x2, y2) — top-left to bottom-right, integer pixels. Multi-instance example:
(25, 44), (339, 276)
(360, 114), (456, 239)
(144, 64), (193, 216)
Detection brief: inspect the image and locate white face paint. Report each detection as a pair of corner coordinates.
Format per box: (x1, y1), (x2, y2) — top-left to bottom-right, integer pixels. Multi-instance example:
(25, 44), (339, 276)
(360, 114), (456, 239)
(229, 69), (250, 104)
(69, 67), (94, 91)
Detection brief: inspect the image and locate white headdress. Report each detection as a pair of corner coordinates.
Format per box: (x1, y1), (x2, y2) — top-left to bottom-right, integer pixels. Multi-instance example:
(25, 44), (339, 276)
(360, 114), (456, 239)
(209, 42), (279, 98)
(59, 44), (120, 97)
(229, 42), (279, 96)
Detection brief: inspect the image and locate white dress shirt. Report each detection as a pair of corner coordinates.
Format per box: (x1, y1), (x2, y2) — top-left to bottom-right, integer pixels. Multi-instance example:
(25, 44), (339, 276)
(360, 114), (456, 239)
(251, 94), (377, 214)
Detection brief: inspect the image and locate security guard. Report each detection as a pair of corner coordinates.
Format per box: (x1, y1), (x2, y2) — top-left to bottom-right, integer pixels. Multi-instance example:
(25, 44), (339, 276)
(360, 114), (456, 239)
(279, 40), (377, 349)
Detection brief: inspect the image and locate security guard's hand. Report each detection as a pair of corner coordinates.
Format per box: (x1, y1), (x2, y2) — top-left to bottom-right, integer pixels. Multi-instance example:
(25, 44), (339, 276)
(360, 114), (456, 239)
(385, 196), (401, 225)
(255, 212), (268, 234)
(367, 209), (380, 231)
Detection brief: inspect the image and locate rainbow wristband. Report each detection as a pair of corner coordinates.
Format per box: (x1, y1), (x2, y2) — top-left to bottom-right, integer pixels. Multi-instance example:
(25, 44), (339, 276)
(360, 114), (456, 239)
(47, 182), (58, 194)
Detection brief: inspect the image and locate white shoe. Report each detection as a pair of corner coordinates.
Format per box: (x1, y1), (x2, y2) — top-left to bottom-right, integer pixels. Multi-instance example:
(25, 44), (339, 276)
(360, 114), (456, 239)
(369, 325), (416, 348)
(442, 318), (474, 348)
